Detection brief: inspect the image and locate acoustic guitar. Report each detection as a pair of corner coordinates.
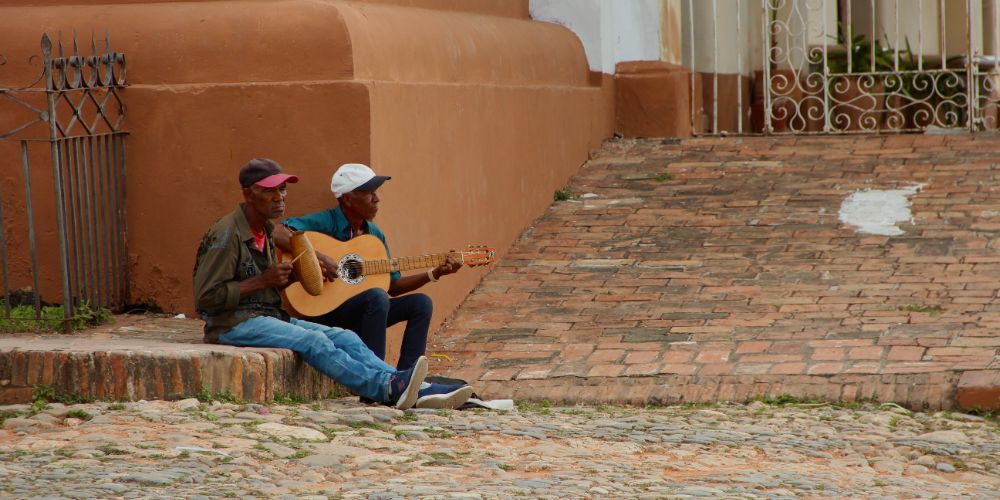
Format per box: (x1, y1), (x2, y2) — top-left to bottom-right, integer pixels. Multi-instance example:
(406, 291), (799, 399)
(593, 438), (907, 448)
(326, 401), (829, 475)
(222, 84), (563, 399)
(280, 231), (496, 317)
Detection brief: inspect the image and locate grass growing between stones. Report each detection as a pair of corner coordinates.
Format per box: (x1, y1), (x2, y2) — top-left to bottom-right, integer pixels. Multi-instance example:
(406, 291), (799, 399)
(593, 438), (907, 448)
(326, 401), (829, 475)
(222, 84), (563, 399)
(30, 384), (96, 413)
(553, 189), (578, 201)
(746, 394), (886, 411)
(0, 410), (19, 426)
(270, 393), (313, 405)
(962, 408), (1000, 425)
(347, 420), (386, 431)
(898, 304), (945, 316)
(65, 409), (92, 421)
(0, 301), (112, 333)
(195, 386), (243, 404)
(425, 428), (453, 439)
(515, 399), (552, 414)
(96, 444), (129, 456)
(422, 451), (457, 467)
(752, 394), (829, 406)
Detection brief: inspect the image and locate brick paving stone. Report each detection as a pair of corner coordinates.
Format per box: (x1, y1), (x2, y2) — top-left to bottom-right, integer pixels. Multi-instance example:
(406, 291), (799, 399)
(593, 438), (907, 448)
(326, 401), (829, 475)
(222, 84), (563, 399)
(431, 136), (1000, 410)
(588, 364), (625, 377)
(848, 346), (885, 360)
(735, 340), (771, 353)
(771, 363), (807, 375)
(623, 351), (659, 364)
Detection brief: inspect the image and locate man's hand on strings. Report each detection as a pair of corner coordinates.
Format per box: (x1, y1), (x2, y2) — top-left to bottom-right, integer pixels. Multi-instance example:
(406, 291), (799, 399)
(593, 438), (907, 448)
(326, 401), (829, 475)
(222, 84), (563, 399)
(317, 252), (339, 281)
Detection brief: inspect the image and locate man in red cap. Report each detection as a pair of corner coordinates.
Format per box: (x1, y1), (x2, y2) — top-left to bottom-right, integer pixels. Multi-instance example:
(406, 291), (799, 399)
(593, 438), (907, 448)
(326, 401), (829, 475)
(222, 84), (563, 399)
(192, 158), (428, 409)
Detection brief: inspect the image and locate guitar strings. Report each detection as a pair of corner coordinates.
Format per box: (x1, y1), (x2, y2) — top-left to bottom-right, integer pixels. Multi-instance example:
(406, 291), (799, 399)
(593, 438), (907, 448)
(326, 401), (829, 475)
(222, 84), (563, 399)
(336, 250), (490, 277)
(341, 255), (447, 273)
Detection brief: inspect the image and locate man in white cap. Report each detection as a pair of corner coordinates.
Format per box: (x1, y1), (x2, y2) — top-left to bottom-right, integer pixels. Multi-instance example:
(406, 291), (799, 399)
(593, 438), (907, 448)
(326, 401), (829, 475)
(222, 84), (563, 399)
(275, 163), (470, 409)
(193, 158), (429, 410)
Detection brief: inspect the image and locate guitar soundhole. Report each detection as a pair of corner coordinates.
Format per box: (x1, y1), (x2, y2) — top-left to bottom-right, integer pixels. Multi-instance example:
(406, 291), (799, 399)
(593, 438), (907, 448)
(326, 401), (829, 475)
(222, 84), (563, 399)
(337, 253), (365, 285)
(343, 259), (361, 279)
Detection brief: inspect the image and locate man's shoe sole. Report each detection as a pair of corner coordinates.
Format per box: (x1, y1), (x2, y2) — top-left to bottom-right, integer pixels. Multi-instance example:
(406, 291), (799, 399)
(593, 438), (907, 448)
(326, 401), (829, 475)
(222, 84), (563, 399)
(394, 356), (428, 410)
(414, 386), (474, 410)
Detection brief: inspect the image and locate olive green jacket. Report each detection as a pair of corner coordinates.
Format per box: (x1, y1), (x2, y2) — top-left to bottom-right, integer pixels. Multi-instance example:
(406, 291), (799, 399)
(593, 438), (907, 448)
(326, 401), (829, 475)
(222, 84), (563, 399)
(193, 204), (288, 343)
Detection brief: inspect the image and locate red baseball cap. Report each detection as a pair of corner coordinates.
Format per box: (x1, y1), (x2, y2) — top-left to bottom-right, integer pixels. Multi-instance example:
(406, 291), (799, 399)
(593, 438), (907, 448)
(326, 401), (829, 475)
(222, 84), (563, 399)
(239, 158), (299, 188)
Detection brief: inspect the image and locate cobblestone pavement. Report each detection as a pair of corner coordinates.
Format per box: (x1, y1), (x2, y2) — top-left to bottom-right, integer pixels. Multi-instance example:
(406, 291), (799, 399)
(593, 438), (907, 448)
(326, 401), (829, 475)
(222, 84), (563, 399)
(2, 398), (999, 498)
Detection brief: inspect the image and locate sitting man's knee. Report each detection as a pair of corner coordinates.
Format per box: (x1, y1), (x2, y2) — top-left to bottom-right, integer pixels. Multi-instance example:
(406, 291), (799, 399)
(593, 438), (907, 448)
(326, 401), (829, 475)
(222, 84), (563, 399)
(359, 288), (391, 310)
(411, 293), (433, 314)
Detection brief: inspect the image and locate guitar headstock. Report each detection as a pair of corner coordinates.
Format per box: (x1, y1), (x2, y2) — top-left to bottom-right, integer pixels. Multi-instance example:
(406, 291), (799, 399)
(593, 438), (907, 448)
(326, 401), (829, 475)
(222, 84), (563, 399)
(459, 245), (497, 267)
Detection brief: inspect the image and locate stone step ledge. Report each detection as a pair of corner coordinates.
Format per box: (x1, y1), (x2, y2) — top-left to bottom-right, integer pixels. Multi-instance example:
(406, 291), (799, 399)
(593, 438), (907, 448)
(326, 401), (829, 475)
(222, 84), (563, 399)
(0, 344), (340, 405)
(471, 370), (999, 411)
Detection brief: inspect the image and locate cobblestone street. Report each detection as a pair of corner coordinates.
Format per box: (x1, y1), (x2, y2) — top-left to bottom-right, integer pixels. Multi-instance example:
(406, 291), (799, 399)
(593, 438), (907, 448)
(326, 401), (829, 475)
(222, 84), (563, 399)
(4, 0), (1000, 496)
(2, 398), (999, 498)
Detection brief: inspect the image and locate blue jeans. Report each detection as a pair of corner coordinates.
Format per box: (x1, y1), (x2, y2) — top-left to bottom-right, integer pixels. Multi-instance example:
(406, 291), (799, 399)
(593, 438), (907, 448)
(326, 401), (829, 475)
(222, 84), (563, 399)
(217, 316), (396, 402)
(316, 289), (432, 370)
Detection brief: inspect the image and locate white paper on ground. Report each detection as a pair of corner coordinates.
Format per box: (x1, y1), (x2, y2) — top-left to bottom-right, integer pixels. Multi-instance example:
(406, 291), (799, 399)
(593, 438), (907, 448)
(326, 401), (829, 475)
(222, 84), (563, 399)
(467, 398), (515, 411)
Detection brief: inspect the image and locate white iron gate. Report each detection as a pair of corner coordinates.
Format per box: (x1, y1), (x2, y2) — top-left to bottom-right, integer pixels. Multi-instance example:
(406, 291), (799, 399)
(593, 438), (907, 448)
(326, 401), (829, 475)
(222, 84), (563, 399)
(686, 0), (1000, 135)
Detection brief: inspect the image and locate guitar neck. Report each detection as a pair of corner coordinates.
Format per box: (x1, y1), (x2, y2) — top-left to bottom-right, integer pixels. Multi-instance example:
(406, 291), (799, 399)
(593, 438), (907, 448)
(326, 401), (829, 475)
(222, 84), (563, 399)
(362, 252), (453, 276)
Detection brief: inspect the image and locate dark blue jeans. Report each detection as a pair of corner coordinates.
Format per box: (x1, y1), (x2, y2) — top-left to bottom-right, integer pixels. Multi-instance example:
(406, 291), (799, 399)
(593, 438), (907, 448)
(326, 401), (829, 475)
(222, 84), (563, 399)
(316, 289), (432, 370)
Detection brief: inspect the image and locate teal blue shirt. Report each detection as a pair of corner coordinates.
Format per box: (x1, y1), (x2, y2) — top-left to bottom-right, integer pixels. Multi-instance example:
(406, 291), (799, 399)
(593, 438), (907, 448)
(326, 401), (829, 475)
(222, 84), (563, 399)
(283, 206), (401, 282)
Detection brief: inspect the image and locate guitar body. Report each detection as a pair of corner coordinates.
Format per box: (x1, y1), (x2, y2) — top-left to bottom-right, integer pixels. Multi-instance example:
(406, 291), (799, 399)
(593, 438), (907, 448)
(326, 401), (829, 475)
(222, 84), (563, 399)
(281, 232), (391, 317)
(279, 230), (495, 318)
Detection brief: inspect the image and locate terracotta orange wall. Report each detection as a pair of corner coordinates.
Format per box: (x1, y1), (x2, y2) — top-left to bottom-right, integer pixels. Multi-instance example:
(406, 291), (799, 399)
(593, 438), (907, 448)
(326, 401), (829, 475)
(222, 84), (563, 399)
(4, 0), (527, 18)
(613, 62), (755, 137)
(0, 1), (613, 353)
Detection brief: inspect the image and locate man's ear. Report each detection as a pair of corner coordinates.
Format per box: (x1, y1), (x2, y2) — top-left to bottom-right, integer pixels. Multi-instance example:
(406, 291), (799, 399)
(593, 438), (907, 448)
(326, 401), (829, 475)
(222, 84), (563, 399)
(338, 192), (352, 208)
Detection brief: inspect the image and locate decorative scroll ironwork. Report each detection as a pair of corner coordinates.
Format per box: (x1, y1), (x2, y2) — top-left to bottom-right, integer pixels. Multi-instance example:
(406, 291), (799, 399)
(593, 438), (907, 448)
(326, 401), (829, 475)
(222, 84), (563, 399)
(974, 60), (1000, 130)
(45, 33), (127, 138)
(0, 52), (46, 140)
(0, 32), (128, 331)
(1, 32), (126, 140)
(763, 0), (975, 135)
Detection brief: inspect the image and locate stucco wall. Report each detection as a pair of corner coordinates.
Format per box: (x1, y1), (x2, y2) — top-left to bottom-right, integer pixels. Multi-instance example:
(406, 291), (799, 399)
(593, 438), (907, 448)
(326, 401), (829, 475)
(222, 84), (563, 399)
(0, 0), (613, 353)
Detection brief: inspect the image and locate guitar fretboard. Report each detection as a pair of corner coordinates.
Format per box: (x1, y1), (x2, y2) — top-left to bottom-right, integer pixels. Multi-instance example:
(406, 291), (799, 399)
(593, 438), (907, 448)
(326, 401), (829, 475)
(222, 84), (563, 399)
(360, 253), (455, 276)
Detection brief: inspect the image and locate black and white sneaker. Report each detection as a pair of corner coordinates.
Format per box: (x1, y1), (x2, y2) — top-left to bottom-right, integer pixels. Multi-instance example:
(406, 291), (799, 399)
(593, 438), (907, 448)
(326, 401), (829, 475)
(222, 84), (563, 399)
(414, 382), (473, 409)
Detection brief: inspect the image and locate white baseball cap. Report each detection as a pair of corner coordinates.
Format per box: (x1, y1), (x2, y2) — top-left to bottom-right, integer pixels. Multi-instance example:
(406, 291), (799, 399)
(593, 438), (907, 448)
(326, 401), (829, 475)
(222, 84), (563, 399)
(330, 163), (391, 198)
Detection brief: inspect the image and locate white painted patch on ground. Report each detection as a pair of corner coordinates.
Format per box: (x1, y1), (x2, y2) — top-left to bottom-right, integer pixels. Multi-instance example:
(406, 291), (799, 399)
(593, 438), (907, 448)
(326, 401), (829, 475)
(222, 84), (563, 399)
(839, 184), (924, 236)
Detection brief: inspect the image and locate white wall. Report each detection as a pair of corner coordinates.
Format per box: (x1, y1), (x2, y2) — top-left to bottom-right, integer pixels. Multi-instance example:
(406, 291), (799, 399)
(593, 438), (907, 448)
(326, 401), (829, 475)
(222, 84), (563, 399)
(682, 0), (758, 73)
(531, 0), (997, 74)
(530, 0), (662, 73)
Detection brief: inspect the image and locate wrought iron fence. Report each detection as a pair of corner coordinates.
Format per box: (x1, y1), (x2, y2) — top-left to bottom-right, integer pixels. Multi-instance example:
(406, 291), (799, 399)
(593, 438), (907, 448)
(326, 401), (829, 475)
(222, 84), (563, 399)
(0, 32), (127, 332)
(685, 0), (1000, 135)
